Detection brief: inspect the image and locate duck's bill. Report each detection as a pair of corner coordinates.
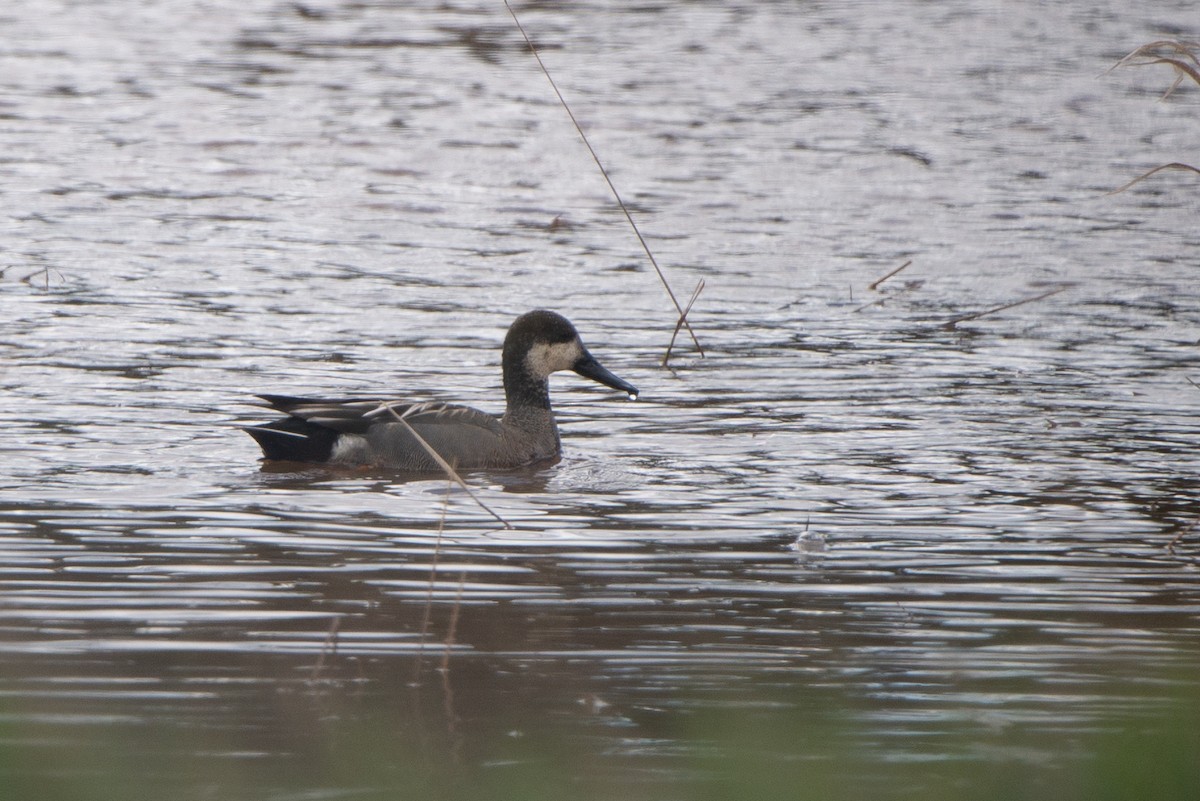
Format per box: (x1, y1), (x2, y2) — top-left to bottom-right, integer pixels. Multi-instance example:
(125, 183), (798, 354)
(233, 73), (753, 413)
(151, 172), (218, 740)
(573, 354), (639, 399)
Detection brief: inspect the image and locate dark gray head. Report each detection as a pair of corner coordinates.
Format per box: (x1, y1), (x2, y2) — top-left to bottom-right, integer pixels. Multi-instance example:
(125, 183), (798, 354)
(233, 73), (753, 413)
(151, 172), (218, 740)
(502, 310), (638, 409)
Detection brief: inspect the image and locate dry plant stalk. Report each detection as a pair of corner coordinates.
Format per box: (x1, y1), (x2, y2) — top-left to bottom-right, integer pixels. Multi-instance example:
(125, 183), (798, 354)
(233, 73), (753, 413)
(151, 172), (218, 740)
(503, 0), (704, 364)
(1107, 162), (1200, 195)
(854, 260), (918, 312)
(1111, 40), (1200, 99)
(868, 259), (913, 291)
(853, 281), (923, 313)
(662, 278), (705, 366)
(1108, 40), (1200, 192)
(377, 402), (512, 530)
(942, 286), (1068, 329)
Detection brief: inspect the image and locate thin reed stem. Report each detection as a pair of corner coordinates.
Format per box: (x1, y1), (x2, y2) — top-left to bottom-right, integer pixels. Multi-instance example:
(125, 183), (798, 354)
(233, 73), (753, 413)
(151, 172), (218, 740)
(1111, 40), (1200, 98)
(852, 282), (922, 313)
(1107, 162), (1200, 195)
(868, 260), (913, 291)
(503, 0), (704, 359)
(942, 287), (1067, 329)
(662, 278), (705, 366)
(378, 402), (512, 529)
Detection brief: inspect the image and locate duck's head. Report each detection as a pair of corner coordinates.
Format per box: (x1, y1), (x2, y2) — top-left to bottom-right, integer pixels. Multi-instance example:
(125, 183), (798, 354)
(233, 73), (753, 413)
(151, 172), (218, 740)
(503, 310), (639, 404)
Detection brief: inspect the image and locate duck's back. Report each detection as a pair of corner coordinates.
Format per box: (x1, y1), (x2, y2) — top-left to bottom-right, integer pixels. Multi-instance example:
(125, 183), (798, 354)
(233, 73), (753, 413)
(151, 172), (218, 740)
(247, 395), (562, 471)
(348, 403), (560, 470)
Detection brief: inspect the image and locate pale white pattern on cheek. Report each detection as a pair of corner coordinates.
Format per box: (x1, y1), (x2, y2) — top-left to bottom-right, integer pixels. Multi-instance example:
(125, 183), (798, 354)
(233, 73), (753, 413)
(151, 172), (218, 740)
(525, 340), (583, 379)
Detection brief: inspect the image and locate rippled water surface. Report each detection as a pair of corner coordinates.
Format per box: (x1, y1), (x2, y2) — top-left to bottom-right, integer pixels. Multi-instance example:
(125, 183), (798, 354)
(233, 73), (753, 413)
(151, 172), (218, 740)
(2, 0), (1199, 798)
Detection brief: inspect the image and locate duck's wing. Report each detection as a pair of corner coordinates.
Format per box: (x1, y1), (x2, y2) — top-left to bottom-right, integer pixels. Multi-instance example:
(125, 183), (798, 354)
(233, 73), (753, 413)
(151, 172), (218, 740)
(249, 394), (510, 468)
(244, 394), (397, 462)
(254, 393), (418, 435)
(256, 394), (506, 446)
(366, 400), (525, 469)
(363, 400), (506, 437)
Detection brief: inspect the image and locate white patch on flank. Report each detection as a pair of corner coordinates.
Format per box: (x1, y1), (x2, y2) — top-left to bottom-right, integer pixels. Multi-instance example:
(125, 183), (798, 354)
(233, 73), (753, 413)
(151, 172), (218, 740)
(524, 339), (583, 379)
(330, 433), (370, 464)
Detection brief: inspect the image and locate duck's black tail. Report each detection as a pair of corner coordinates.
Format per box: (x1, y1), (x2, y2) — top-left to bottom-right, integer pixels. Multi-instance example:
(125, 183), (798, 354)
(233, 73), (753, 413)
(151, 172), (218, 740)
(243, 417), (338, 463)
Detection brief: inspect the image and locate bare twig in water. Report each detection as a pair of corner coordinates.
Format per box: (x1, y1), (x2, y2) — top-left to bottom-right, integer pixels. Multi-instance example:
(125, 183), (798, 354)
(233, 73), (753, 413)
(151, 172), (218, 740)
(504, 0), (704, 361)
(662, 278), (705, 366)
(868, 260), (913, 291)
(1107, 162), (1200, 195)
(378, 402), (512, 529)
(942, 286), (1067, 330)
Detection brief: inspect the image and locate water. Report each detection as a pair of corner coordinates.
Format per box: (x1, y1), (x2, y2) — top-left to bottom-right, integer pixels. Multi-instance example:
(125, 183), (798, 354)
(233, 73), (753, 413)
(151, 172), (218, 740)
(1, 0), (1199, 798)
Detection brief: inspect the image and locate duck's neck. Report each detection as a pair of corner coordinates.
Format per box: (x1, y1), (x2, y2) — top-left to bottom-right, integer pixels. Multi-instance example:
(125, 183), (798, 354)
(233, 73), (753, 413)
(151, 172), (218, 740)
(501, 370), (560, 453)
(503, 386), (557, 443)
(504, 372), (552, 412)
(501, 350), (552, 412)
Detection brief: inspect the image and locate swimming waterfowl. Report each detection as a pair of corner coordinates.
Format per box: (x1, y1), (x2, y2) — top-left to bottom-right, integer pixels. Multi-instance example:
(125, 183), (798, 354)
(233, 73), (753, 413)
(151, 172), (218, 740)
(244, 310), (638, 471)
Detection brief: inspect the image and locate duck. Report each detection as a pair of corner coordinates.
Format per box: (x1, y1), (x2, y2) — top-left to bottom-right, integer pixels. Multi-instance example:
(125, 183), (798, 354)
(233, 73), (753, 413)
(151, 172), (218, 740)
(243, 310), (638, 471)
